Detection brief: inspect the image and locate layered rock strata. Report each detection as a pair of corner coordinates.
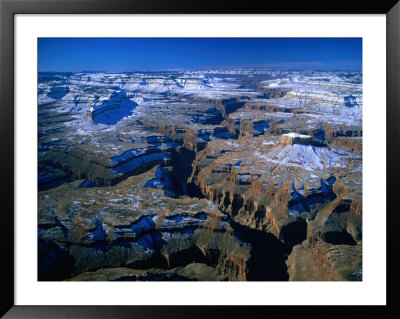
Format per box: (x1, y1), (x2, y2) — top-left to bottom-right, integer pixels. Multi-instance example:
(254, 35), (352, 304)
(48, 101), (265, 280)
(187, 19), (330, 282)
(38, 167), (251, 281)
(38, 70), (363, 281)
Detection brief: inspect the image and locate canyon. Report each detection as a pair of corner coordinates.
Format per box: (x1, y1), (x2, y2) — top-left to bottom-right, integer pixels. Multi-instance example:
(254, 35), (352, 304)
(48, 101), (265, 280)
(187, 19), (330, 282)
(38, 70), (362, 281)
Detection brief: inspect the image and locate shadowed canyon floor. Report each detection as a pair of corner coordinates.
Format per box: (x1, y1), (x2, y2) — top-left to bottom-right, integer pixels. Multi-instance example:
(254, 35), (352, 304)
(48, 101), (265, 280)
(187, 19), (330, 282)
(38, 70), (362, 281)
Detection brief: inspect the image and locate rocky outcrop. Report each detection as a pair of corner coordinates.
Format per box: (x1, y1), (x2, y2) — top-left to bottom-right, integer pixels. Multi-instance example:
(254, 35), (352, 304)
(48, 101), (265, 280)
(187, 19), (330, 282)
(286, 241), (362, 281)
(190, 135), (360, 233)
(38, 168), (251, 281)
(188, 132), (362, 280)
(91, 91), (138, 125)
(222, 107), (362, 144)
(256, 87), (289, 98)
(38, 165), (73, 191)
(285, 154), (362, 281)
(40, 145), (172, 186)
(279, 132), (320, 146)
(39, 129), (180, 186)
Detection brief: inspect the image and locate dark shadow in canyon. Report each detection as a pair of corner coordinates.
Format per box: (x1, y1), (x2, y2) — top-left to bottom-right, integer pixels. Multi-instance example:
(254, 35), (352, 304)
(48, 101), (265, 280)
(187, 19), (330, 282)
(229, 220), (290, 281)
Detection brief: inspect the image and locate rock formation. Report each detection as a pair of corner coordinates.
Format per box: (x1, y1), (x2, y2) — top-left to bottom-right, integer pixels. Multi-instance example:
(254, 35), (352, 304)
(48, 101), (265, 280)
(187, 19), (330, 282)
(38, 70), (362, 281)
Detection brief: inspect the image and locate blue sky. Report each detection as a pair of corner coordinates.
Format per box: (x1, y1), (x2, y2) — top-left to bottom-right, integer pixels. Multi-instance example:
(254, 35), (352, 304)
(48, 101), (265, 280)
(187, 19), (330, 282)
(38, 38), (362, 72)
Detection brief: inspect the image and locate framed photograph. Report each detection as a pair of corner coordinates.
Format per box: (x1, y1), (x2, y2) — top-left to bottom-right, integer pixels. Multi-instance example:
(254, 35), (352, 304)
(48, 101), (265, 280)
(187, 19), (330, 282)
(1, 0), (399, 318)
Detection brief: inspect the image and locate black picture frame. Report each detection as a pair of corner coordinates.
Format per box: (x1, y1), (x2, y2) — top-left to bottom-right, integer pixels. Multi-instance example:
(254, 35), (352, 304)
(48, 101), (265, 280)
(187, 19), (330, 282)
(1, 0), (399, 318)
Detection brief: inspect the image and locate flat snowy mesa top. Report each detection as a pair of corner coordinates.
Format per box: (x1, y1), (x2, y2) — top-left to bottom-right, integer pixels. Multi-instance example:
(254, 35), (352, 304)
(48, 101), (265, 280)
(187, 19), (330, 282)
(283, 132), (311, 139)
(280, 132), (314, 146)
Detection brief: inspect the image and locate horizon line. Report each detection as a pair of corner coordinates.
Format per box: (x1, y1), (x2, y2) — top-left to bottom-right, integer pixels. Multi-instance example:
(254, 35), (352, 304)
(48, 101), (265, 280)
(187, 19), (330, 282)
(38, 68), (363, 73)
